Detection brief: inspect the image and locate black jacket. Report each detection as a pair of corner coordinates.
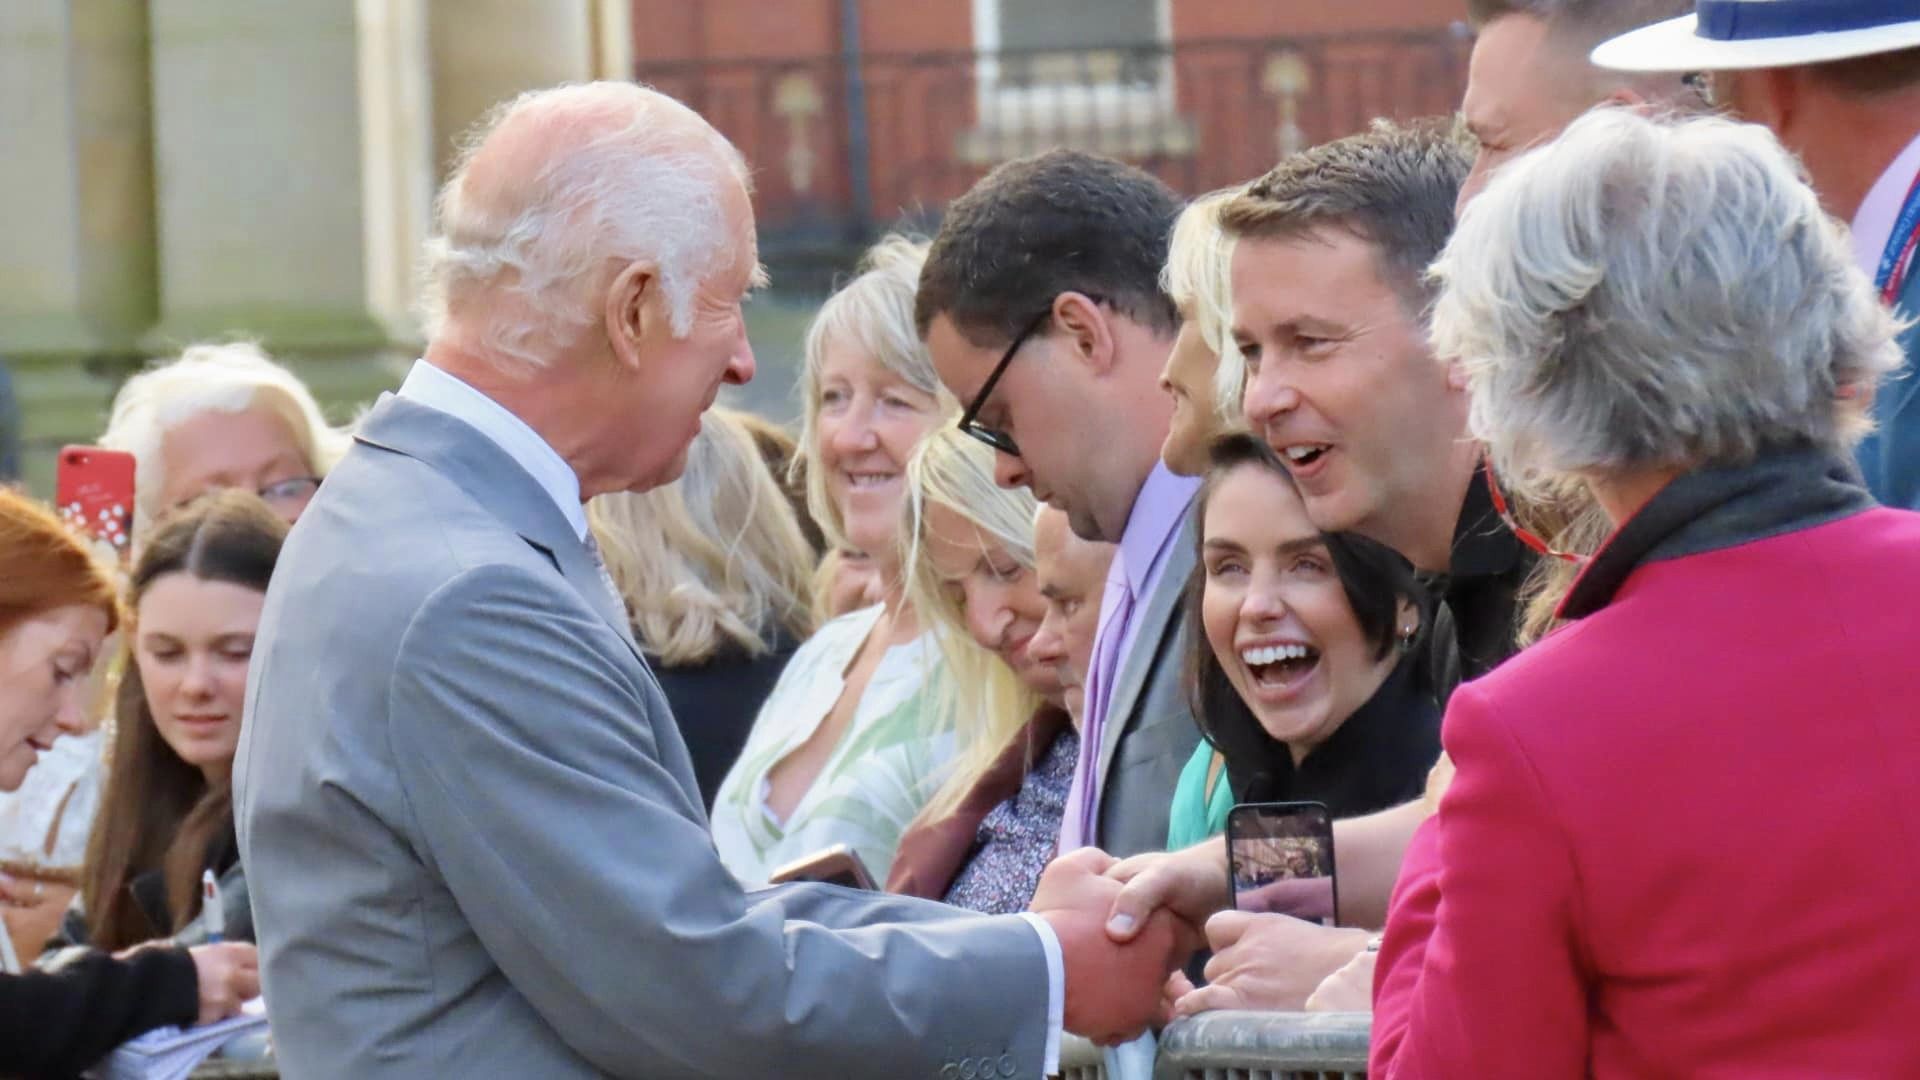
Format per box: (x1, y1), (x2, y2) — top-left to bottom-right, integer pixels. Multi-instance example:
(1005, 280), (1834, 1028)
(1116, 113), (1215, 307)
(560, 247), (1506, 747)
(0, 947), (197, 1079)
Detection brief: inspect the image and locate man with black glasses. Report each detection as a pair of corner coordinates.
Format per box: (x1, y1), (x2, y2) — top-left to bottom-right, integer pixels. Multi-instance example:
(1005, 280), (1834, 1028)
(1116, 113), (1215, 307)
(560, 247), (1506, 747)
(918, 149), (1201, 859)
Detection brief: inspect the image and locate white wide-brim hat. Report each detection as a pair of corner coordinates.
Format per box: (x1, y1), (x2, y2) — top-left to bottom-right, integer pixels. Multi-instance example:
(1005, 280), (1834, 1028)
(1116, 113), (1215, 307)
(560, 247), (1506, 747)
(1592, 0), (1920, 72)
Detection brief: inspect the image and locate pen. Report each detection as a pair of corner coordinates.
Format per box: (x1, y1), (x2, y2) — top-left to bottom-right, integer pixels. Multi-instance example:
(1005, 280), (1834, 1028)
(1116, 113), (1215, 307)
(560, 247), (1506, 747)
(202, 869), (224, 944)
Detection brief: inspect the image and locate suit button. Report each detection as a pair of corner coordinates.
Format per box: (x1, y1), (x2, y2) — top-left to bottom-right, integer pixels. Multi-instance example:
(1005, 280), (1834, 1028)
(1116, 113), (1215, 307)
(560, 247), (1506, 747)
(959, 1058), (979, 1080)
(940, 1064), (959, 1080)
(997, 1053), (1018, 1077)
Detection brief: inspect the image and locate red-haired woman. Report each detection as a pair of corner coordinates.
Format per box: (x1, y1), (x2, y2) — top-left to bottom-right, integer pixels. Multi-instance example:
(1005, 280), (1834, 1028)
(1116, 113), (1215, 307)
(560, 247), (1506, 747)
(0, 488), (257, 1077)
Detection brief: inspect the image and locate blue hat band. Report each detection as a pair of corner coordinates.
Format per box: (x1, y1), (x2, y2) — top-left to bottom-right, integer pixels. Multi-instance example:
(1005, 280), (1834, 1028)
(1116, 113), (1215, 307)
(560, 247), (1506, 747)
(1696, 0), (1920, 41)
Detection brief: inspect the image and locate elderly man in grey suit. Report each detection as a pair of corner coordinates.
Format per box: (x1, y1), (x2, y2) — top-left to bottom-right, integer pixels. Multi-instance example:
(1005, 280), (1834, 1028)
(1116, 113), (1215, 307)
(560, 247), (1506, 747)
(234, 83), (1185, 1079)
(918, 151), (1204, 861)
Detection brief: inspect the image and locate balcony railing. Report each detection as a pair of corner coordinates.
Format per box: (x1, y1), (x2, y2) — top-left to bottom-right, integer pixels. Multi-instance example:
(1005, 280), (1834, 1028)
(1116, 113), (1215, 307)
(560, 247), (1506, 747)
(635, 30), (1469, 258)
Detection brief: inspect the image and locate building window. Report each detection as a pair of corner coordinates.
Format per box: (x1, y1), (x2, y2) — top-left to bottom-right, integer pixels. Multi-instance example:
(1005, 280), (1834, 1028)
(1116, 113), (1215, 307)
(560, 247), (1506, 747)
(962, 0), (1191, 164)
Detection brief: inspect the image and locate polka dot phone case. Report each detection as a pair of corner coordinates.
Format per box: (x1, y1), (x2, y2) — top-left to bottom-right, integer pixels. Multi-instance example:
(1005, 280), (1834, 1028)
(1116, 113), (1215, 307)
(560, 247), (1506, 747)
(55, 445), (135, 561)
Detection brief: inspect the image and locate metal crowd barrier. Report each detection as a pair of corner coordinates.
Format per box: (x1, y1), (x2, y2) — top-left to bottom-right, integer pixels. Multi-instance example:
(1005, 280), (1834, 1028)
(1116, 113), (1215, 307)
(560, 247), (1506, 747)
(185, 1011), (1372, 1079)
(1060, 1011), (1372, 1080)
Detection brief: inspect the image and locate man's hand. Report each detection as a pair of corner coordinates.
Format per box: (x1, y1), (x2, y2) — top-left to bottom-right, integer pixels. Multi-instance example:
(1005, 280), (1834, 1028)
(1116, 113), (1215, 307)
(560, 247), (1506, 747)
(1171, 911), (1369, 1016)
(1031, 848), (1195, 1044)
(1304, 946), (1376, 1013)
(188, 942), (260, 1026)
(1101, 840), (1229, 945)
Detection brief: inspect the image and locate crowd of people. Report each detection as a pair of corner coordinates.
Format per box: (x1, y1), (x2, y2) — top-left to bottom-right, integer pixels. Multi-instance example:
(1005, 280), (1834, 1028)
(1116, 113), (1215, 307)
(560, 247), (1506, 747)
(0, 0), (1916, 1076)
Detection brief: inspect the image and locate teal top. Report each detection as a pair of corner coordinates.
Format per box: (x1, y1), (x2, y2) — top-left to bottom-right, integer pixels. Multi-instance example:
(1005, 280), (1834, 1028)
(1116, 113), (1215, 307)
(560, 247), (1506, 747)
(1166, 741), (1235, 850)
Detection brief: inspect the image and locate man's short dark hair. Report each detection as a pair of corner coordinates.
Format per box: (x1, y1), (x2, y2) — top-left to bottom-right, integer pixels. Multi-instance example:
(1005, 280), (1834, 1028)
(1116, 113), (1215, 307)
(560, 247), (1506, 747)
(1465, 0), (1693, 43)
(1218, 119), (1470, 318)
(915, 149), (1183, 346)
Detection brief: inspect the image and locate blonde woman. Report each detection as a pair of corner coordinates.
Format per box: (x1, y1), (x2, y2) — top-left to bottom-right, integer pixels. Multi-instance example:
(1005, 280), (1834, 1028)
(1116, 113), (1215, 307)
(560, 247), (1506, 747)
(1157, 188), (1247, 476)
(587, 407), (817, 808)
(711, 236), (957, 885)
(885, 430), (1079, 914)
(1157, 188), (1254, 852)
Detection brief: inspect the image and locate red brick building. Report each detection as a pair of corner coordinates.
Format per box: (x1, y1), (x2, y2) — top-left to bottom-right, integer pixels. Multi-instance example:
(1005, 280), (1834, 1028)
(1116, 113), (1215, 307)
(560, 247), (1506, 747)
(633, 0), (1469, 251)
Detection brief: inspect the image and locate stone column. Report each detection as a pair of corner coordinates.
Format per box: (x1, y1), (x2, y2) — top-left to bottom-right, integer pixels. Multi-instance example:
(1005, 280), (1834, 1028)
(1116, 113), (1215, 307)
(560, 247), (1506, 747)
(0, 1), (157, 360)
(144, 0), (430, 353)
(426, 0), (607, 185)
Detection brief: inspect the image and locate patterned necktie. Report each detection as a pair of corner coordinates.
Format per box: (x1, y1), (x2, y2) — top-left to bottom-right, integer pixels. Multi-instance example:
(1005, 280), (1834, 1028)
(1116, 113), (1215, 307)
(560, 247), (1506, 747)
(582, 530), (625, 615)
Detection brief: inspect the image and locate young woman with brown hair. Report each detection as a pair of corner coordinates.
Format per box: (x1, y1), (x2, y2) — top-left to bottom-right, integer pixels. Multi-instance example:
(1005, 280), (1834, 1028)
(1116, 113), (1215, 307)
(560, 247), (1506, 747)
(43, 489), (286, 955)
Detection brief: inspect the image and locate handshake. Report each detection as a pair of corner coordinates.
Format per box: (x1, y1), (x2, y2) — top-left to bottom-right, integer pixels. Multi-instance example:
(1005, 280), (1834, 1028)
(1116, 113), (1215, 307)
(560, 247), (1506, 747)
(1027, 843), (1377, 1043)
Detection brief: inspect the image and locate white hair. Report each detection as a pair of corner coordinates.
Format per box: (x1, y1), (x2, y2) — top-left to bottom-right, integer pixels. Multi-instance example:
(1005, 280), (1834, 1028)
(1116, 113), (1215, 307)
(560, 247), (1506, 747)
(796, 234), (957, 551)
(1431, 108), (1906, 496)
(421, 81), (752, 371)
(99, 342), (352, 536)
(1160, 188), (1244, 421)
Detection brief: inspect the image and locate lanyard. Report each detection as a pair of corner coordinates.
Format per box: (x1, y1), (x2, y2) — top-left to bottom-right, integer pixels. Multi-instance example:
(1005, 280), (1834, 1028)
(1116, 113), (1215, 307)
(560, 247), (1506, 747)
(1876, 168), (1920, 306)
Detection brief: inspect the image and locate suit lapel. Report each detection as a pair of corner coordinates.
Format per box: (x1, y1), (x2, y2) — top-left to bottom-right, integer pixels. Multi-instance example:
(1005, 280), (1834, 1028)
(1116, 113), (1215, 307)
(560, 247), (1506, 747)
(1095, 514), (1197, 787)
(353, 395), (648, 668)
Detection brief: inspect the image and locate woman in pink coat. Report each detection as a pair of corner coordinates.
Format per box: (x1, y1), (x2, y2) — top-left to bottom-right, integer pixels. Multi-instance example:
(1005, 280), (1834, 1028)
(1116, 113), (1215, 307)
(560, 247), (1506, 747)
(1371, 108), (1920, 1077)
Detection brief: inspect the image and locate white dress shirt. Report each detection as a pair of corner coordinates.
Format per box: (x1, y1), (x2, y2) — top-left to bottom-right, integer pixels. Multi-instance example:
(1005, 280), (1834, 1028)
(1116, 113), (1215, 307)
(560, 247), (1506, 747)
(393, 359), (1067, 1073)
(397, 360), (589, 541)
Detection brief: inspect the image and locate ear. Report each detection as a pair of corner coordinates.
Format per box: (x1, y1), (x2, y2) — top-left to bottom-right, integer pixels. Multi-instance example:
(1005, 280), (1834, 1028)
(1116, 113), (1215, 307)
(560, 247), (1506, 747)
(1394, 597), (1421, 643)
(1605, 87), (1647, 112)
(1444, 355), (1470, 393)
(604, 260), (659, 374)
(1051, 291), (1119, 377)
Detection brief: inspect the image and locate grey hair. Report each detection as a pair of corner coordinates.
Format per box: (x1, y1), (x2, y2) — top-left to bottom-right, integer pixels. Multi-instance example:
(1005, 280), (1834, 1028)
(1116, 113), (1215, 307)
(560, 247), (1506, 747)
(420, 81), (751, 372)
(796, 234), (957, 551)
(1431, 108), (1905, 496)
(99, 341), (352, 536)
(1161, 188), (1245, 421)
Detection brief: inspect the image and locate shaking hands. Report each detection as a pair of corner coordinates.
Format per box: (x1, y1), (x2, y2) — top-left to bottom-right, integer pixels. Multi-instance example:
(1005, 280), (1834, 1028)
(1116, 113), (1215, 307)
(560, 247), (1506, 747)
(1031, 839), (1383, 1039)
(1027, 848), (1197, 1044)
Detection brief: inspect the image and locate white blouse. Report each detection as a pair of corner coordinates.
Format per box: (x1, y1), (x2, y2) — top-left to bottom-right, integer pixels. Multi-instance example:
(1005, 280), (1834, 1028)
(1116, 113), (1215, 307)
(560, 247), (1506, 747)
(711, 605), (954, 887)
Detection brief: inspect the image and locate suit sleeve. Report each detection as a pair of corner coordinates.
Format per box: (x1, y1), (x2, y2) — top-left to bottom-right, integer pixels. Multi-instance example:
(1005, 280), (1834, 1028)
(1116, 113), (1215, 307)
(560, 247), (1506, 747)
(386, 564), (1051, 1079)
(0, 946), (198, 1077)
(1368, 681), (1590, 1079)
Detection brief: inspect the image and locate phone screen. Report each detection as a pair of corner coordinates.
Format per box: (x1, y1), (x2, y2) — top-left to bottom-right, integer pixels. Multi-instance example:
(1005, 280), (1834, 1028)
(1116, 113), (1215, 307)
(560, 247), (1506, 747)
(1227, 801), (1337, 925)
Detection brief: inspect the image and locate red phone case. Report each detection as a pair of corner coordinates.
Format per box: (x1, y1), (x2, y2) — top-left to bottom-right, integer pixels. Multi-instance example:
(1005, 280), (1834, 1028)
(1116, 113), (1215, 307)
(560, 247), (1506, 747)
(55, 445), (137, 557)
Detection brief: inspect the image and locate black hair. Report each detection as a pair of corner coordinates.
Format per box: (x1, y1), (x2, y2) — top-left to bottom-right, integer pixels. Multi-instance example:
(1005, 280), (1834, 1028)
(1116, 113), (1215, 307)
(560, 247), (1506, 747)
(1181, 433), (1431, 784)
(914, 149), (1183, 347)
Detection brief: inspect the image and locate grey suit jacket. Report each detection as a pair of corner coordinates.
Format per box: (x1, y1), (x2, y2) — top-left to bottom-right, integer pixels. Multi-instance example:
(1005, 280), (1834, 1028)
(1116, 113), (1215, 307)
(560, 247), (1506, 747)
(1092, 513), (1203, 858)
(235, 396), (1050, 1079)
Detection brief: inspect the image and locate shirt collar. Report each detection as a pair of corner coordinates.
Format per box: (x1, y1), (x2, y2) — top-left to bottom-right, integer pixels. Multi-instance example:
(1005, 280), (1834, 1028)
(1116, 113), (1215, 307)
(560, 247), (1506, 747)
(1850, 128), (1920, 276)
(1114, 462), (1203, 597)
(396, 360), (589, 540)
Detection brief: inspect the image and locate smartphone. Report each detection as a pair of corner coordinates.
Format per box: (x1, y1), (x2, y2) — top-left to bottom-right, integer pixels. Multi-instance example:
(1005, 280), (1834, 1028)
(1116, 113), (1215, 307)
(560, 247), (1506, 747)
(55, 445), (136, 560)
(767, 844), (877, 891)
(1226, 801), (1338, 926)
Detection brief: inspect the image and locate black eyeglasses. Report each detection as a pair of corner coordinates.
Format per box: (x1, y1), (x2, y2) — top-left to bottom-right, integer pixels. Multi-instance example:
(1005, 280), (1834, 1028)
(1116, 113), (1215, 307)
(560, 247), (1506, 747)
(957, 308), (1053, 458)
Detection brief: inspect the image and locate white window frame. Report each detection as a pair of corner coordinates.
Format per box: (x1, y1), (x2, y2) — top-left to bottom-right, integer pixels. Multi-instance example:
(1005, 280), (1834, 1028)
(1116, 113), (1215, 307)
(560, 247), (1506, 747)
(969, 0), (1177, 133)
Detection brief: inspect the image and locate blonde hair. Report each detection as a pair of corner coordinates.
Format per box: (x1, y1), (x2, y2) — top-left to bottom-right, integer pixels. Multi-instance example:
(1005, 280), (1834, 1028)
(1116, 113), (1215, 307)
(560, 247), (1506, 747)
(1161, 188), (1245, 420)
(901, 428), (1043, 821)
(796, 234), (957, 552)
(99, 342), (351, 537)
(587, 407), (816, 666)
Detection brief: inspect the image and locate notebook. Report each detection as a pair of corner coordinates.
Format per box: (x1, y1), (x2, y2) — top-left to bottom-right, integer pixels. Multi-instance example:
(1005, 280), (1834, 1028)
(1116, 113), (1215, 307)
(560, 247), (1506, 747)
(88, 997), (269, 1080)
